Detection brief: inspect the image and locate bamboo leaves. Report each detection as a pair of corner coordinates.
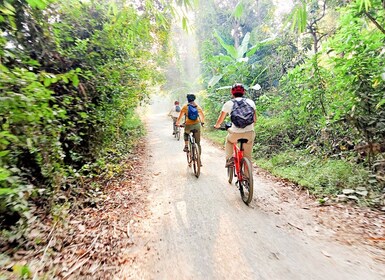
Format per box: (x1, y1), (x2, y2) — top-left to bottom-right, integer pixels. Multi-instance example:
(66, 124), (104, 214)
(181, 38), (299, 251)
(288, 1), (308, 33)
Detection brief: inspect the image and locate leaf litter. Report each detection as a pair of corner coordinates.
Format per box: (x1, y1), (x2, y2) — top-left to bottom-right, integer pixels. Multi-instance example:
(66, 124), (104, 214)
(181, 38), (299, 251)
(0, 143), (151, 279)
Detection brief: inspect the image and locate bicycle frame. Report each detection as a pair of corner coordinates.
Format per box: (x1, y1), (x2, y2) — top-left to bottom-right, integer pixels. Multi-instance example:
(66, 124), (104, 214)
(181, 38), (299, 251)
(233, 143), (243, 181)
(183, 126), (201, 178)
(217, 123), (253, 204)
(188, 131), (196, 145)
(188, 130), (198, 163)
(216, 123), (253, 205)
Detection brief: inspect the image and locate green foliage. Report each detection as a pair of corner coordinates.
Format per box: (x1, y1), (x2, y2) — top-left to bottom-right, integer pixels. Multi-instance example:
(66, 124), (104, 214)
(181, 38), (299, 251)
(0, 0), (171, 229)
(13, 263), (32, 278)
(197, 0), (385, 202)
(254, 115), (299, 157)
(288, 1), (308, 33)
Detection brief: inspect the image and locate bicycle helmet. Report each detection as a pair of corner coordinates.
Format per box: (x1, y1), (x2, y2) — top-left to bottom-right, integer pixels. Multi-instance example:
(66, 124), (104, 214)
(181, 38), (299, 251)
(187, 94), (196, 102)
(231, 83), (245, 95)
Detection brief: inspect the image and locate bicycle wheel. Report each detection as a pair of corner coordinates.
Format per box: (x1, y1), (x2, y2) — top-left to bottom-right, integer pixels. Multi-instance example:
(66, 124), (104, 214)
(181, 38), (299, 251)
(186, 141), (192, 166)
(192, 143), (200, 178)
(227, 166), (234, 184)
(239, 157), (253, 205)
(176, 129), (180, 141)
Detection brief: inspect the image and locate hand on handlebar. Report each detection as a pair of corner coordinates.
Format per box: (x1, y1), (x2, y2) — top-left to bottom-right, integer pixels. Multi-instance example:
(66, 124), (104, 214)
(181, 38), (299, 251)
(214, 122), (232, 130)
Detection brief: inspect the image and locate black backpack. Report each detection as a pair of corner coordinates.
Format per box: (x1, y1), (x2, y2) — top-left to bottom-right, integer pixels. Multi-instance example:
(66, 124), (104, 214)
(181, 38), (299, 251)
(230, 98), (254, 128)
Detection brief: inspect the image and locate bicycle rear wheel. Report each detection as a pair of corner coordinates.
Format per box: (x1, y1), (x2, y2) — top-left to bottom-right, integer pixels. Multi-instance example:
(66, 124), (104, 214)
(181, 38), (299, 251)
(192, 143), (200, 178)
(239, 157), (253, 205)
(227, 166), (234, 184)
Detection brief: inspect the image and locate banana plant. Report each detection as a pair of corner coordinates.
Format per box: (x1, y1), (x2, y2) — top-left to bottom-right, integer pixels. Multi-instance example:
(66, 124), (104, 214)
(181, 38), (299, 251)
(214, 31), (274, 63)
(208, 30), (274, 88)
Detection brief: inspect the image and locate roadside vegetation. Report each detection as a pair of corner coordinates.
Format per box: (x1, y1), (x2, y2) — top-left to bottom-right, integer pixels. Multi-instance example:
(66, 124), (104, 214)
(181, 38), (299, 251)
(0, 0), (384, 277)
(0, 0), (175, 254)
(195, 0), (385, 208)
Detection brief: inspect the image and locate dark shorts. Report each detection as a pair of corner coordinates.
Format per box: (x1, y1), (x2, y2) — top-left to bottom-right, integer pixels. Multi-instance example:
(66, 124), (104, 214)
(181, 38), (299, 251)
(184, 123), (201, 143)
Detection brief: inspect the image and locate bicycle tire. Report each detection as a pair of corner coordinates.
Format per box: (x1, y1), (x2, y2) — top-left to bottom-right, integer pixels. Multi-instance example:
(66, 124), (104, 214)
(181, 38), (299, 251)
(192, 143), (200, 178)
(239, 157), (253, 205)
(186, 141), (192, 166)
(176, 129), (180, 141)
(227, 166), (234, 184)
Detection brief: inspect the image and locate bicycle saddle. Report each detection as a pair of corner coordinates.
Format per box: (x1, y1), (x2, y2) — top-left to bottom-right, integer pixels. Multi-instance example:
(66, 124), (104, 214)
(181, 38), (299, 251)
(238, 138), (248, 144)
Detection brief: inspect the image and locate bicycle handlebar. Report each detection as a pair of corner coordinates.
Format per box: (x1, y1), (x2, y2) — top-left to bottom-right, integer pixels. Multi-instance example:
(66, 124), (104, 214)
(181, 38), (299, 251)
(215, 123), (232, 131)
(178, 122), (205, 128)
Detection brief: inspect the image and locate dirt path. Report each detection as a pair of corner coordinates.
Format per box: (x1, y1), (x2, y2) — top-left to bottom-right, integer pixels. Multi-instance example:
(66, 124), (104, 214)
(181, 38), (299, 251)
(120, 98), (385, 280)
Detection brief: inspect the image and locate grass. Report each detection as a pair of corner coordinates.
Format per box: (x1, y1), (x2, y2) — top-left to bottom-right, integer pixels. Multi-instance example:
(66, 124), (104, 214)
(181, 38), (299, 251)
(255, 150), (370, 196)
(203, 128), (227, 146)
(203, 129), (371, 198)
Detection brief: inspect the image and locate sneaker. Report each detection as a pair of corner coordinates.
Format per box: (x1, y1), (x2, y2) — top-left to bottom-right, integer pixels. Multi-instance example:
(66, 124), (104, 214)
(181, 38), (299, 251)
(225, 157), (234, 168)
(183, 146), (189, 152)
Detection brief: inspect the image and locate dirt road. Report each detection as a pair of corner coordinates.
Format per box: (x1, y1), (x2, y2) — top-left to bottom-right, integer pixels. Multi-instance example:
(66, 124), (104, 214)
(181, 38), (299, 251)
(121, 98), (385, 280)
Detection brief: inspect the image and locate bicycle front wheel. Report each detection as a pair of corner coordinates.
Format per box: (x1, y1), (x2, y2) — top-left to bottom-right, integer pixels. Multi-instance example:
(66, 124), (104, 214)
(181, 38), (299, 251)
(176, 129), (180, 141)
(239, 157), (253, 205)
(192, 143), (201, 178)
(186, 141), (192, 166)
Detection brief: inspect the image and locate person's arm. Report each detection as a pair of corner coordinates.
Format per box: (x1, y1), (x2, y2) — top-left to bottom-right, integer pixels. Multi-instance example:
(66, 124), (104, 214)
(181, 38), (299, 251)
(198, 106), (205, 124)
(214, 111), (227, 128)
(175, 106), (185, 126)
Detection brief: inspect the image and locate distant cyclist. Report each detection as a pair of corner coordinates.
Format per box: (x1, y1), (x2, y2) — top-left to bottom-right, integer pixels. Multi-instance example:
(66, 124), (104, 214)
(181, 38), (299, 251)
(214, 83), (256, 167)
(176, 94), (205, 154)
(168, 101), (181, 135)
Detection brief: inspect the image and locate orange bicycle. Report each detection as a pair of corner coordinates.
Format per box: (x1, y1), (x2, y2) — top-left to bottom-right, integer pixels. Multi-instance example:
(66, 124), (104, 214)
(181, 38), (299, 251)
(219, 123), (253, 205)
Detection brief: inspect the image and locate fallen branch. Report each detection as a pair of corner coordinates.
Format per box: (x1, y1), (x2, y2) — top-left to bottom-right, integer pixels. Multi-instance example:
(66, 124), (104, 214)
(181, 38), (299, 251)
(62, 256), (91, 279)
(288, 222), (303, 231)
(32, 221), (58, 280)
(62, 233), (101, 279)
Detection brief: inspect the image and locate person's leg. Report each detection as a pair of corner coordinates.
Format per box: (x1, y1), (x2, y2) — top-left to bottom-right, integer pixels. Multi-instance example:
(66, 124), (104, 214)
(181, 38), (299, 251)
(183, 125), (191, 152)
(172, 117), (177, 134)
(191, 124), (202, 166)
(242, 131), (255, 161)
(225, 129), (238, 159)
(193, 124), (201, 155)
